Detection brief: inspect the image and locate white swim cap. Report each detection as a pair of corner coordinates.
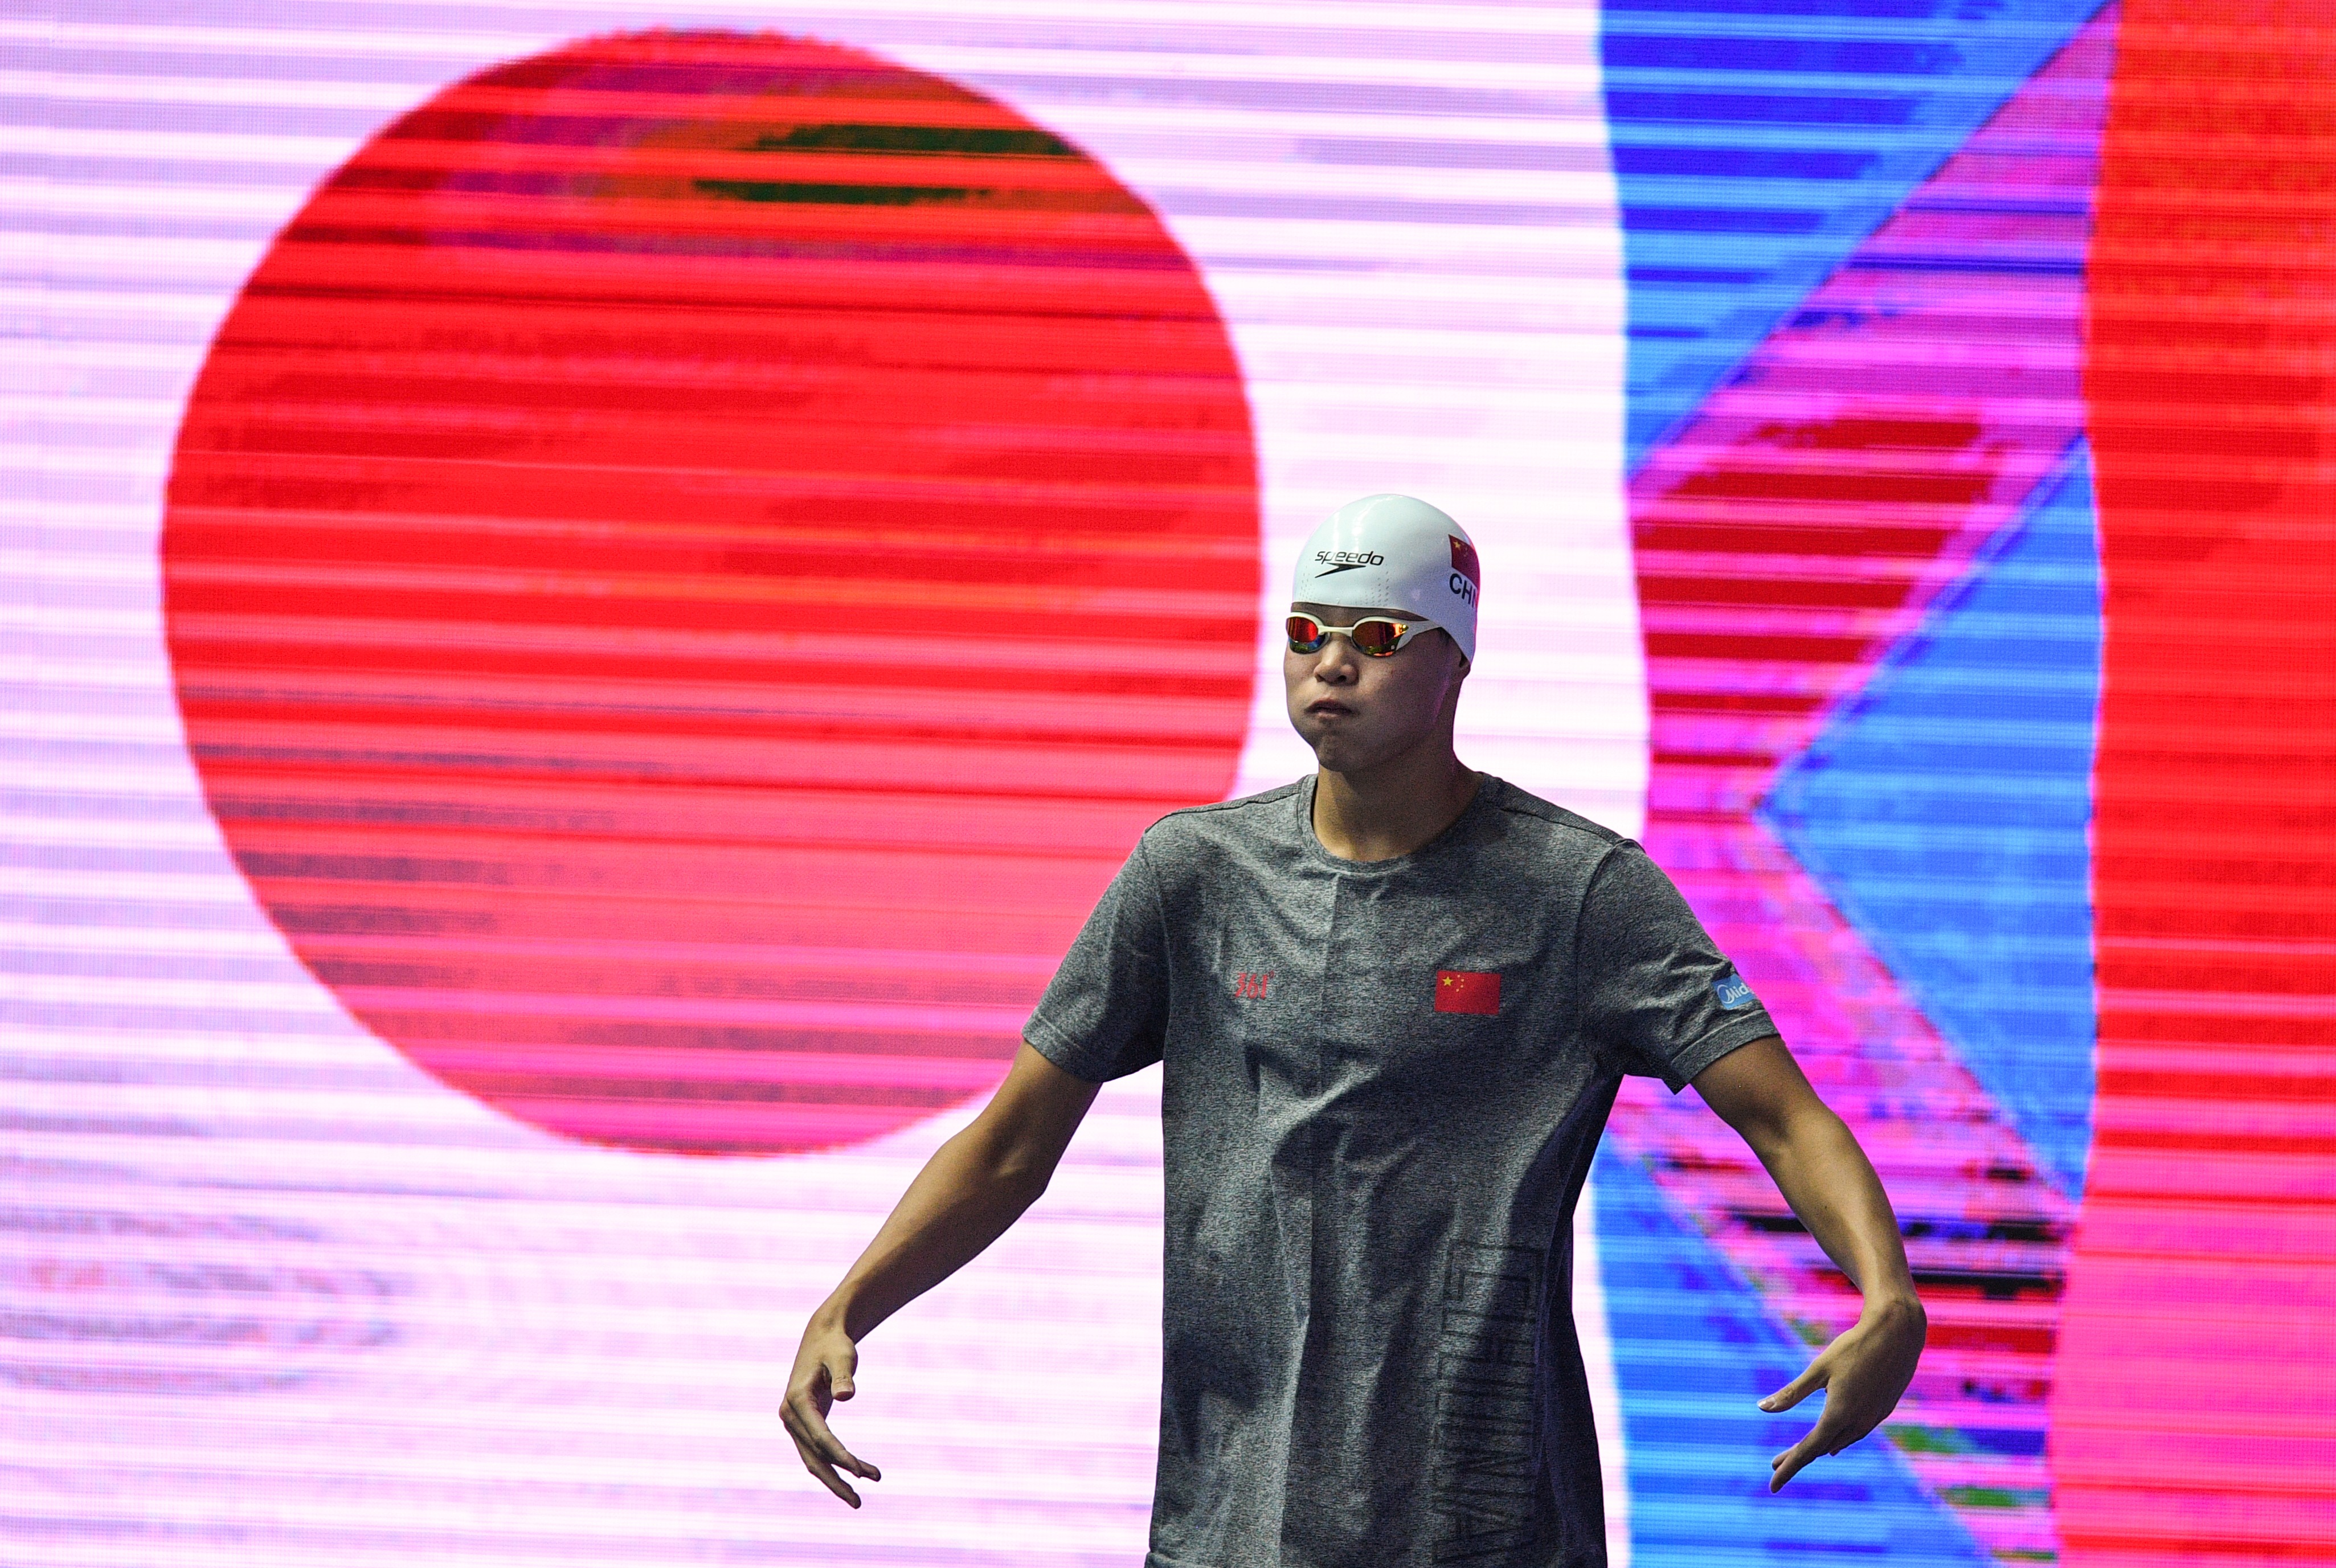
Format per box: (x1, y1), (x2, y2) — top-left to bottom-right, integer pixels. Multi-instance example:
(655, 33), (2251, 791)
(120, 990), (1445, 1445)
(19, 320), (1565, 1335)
(1291, 493), (1481, 664)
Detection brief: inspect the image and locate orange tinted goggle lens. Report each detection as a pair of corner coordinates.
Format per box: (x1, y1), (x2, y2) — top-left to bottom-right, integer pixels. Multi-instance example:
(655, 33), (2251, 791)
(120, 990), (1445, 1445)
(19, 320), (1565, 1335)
(1286, 615), (1409, 656)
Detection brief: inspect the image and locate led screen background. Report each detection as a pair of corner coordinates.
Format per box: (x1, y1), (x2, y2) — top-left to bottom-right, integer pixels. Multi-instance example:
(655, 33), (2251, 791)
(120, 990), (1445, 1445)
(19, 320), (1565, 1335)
(7, 2), (2331, 1566)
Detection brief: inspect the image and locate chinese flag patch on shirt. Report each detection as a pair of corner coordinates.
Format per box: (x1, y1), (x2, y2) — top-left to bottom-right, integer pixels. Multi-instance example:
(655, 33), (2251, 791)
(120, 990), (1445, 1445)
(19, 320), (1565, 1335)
(1435, 969), (1500, 1015)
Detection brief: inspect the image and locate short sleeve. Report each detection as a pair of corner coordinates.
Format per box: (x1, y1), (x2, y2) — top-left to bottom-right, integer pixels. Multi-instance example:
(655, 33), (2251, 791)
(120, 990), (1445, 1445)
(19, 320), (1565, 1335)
(1024, 837), (1171, 1083)
(1578, 842), (1779, 1092)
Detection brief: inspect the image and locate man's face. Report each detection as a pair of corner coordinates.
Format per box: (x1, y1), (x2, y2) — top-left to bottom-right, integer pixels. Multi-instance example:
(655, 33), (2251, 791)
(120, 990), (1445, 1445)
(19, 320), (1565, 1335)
(1283, 601), (1470, 773)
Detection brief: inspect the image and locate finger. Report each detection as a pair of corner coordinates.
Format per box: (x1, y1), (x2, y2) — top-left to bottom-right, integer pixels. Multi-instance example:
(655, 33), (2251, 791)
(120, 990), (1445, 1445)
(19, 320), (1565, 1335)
(1768, 1430), (1824, 1493)
(1823, 1413), (1881, 1456)
(784, 1393), (883, 1484)
(813, 1341), (860, 1406)
(1760, 1357), (1827, 1413)
(792, 1434), (863, 1508)
(1770, 1407), (1854, 1494)
(1802, 1379), (1888, 1455)
(803, 1417), (882, 1483)
(780, 1406), (858, 1504)
(1770, 1401), (1863, 1493)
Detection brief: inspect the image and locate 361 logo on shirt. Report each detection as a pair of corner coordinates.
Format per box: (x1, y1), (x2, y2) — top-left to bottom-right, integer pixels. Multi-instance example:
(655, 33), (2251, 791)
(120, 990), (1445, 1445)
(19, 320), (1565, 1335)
(1232, 971), (1272, 1000)
(1434, 969), (1500, 1016)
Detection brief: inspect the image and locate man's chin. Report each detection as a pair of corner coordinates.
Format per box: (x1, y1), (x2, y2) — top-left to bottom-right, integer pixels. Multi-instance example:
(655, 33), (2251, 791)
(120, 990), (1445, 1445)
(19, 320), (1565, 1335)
(1295, 729), (1377, 775)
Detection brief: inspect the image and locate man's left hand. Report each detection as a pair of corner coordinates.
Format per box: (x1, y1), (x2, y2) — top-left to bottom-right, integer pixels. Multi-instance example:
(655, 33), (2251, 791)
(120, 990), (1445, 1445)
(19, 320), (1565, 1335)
(1759, 1294), (1927, 1492)
(1690, 1037), (1930, 1495)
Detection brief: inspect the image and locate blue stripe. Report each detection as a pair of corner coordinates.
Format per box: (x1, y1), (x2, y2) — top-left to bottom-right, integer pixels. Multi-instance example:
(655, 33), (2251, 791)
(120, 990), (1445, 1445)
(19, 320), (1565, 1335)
(1592, 1145), (1991, 1566)
(1601, 0), (2109, 468)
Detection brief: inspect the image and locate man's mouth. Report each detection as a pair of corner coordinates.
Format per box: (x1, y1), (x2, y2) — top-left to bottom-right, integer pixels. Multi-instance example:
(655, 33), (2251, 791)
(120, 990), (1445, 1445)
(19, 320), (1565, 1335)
(1307, 699), (1355, 717)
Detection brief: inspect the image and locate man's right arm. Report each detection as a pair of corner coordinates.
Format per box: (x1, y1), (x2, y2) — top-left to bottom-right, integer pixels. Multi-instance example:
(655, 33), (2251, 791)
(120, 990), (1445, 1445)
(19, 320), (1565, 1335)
(782, 1041), (1102, 1506)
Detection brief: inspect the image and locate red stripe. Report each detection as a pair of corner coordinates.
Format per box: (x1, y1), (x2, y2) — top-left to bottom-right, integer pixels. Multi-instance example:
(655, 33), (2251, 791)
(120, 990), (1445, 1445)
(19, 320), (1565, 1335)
(2058, 5), (2336, 1561)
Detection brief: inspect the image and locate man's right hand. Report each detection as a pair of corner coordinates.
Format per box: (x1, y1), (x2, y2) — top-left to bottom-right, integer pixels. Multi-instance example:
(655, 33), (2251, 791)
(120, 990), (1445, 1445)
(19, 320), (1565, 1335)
(783, 1316), (881, 1506)
(774, 1044), (1102, 1506)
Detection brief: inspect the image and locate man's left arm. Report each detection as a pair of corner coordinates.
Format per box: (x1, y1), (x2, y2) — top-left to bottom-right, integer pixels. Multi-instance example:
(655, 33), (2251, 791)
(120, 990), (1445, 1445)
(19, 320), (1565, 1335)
(1690, 1034), (1929, 1492)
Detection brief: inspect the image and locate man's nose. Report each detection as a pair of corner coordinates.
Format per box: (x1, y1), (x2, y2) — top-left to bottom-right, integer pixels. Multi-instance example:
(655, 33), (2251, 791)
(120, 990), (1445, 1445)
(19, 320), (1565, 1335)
(1308, 638), (1360, 683)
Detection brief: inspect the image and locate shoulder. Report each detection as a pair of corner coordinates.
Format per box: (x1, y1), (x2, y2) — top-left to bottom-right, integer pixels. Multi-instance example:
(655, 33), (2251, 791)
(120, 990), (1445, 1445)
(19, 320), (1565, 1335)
(1138, 780), (1305, 859)
(1477, 776), (1632, 862)
(1142, 779), (1304, 841)
(1470, 781), (1692, 935)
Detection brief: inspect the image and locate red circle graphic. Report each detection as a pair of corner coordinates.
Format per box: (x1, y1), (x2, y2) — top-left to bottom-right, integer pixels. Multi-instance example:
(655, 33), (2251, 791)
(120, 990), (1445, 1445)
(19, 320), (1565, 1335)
(163, 32), (1261, 1155)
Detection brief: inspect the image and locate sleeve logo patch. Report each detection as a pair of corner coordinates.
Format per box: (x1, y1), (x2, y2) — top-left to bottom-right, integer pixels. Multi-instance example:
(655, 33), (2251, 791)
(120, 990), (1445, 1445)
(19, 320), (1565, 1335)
(1435, 969), (1500, 1015)
(1713, 972), (1757, 1011)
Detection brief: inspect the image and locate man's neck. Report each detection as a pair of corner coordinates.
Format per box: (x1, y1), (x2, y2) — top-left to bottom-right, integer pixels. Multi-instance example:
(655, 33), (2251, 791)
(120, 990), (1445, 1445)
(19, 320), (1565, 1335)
(1311, 746), (1481, 863)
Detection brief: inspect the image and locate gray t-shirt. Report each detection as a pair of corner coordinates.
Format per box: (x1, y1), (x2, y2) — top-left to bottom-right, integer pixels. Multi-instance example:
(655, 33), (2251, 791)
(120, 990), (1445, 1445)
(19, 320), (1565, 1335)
(1024, 774), (1777, 1568)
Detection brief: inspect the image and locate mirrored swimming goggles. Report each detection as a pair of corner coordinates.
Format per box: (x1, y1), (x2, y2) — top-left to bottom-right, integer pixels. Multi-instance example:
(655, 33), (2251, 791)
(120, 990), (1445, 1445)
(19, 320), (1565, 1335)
(1286, 612), (1440, 658)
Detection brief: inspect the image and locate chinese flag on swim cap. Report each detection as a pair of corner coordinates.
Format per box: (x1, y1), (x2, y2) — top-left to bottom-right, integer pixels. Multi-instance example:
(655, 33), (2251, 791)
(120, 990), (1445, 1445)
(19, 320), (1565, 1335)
(1435, 969), (1500, 1015)
(1450, 535), (1481, 586)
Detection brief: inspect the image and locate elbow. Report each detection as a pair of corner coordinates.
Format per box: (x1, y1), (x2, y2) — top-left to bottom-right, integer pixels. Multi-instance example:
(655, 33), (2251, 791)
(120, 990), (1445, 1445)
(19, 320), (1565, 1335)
(1733, 1100), (1851, 1177)
(980, 1135), (1058, 1211)
(959, 1091), (1078, 1211)
(1733, 1110), (1803, 1168)
(995, 1164), (1053, 1223)
(1772, 1099), (1851, 1156)
(996, 1152), (1052, 1202)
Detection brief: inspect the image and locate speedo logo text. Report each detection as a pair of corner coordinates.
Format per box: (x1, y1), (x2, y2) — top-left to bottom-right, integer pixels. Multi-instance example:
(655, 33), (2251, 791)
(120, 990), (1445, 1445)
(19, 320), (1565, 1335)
(1312, 550), (1384, 576)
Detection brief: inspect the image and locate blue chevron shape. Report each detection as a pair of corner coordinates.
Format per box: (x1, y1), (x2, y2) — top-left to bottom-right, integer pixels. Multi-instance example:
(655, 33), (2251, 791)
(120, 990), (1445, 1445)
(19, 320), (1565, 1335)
(1764, 443), (2102, 1197)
